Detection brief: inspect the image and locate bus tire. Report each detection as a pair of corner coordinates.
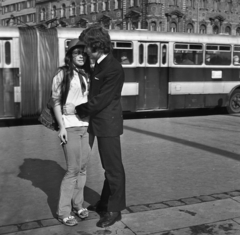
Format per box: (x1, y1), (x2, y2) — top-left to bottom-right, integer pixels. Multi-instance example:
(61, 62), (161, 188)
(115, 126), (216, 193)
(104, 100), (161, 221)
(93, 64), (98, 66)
(227, 89), (240, 114)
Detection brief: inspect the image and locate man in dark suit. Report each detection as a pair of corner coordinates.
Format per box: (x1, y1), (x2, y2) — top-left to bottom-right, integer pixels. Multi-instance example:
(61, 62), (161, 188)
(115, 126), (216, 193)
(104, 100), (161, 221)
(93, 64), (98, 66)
(73, 24), (126, 228)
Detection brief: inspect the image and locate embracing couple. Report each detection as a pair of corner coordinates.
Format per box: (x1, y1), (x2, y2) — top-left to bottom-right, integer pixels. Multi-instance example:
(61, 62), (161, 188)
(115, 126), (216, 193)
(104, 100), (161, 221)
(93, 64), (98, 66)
(51, 24), (126, 228)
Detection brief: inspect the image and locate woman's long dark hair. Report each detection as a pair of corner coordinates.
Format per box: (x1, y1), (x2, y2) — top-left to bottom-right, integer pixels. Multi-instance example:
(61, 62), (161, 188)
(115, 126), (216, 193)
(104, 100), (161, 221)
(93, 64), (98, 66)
(58, 46), (91, 106)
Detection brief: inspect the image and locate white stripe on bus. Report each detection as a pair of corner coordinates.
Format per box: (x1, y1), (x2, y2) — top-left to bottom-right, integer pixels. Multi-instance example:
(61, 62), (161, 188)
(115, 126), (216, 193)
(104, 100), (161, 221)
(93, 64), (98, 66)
(121, 82), (139, 96)
(169, 82), (240, 95)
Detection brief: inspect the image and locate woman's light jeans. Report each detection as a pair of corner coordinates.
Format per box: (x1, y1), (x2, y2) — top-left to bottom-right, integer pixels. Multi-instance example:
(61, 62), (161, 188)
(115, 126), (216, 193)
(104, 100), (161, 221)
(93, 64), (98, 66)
(57, 126), (90, 219)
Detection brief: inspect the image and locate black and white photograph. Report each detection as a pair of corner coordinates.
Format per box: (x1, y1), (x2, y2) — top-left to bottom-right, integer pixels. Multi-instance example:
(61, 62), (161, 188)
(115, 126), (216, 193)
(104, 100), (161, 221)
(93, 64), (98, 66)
(1, 0), (240, 234)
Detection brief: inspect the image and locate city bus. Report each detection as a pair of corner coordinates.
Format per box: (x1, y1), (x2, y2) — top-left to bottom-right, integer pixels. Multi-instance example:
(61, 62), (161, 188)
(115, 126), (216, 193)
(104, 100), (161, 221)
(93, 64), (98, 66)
(1, 26), (240, 119)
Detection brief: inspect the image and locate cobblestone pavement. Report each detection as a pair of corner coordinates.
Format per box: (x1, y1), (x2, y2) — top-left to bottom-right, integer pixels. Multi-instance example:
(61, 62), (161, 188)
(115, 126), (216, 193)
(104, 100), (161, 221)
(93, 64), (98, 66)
(1, 189), (240, 234)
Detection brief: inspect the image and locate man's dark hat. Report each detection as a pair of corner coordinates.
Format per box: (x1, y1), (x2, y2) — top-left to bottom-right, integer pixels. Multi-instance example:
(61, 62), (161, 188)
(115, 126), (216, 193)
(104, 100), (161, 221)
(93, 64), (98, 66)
(66, 39), (85, 55)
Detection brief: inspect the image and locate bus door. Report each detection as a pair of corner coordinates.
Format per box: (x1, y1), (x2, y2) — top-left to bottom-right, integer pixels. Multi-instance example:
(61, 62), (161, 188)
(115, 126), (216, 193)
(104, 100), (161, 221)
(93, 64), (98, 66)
(137, 42), (168, 110)
(0, 39), (20, 118)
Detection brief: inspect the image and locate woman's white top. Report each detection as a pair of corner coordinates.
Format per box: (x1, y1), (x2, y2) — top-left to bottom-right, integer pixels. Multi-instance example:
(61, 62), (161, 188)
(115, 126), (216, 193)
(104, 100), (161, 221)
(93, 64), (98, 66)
(52, 69), (89, 128)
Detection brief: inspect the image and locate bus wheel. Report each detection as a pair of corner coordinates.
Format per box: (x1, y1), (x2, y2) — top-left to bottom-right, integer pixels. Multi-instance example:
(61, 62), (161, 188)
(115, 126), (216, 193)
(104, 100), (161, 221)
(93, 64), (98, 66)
(227, 89), (240, 114)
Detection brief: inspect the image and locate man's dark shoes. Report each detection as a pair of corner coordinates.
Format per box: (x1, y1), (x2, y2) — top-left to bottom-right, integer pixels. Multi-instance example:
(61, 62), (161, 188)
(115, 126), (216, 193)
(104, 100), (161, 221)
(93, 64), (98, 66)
(87, 201), (107, 213)
(96, 212), (121, 228)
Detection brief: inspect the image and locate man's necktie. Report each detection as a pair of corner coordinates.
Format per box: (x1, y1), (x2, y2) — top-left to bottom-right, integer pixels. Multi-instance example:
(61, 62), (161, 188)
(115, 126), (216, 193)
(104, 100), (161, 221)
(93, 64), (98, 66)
(94, 62), (100, 74)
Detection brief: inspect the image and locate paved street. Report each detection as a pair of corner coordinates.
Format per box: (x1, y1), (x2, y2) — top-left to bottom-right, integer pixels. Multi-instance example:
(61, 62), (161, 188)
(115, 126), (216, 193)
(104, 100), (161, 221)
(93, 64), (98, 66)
(1, 109), (240, 234)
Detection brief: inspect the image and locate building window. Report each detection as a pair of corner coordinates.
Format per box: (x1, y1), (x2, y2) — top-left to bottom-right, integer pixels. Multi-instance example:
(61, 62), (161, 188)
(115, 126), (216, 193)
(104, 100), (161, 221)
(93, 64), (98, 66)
(80, 3), (84, 14)
(106, 0), (110, 11)
(132, 21), (138, 29)
(4, 6), (9, 13)
(70, 2), (76, 16)
(94, 1), (98, 12)
(102, 1), (106, 11)
(23, 15), (27, 23)
(202, 0), (207, 8)
(118, 0), (122, 8)
(52, 5), (57, 18)
(134, 0), (139, 6)
(213, 25), (219, 34)
(130, 0), (134, 7)
(200, 24), (206, 34)
(91, 1), (94, 12)
(40, 8), (46, 21)
(150, 22), (156, 31)
(114, 0), (118, 9)
(84, 1), (88, 14)
(187, 23), (194, 33)
(236, 27), (240, 36)
(225, 26), (231, 35)
(32, 13), (36, 22)
(61, 4), (66, 18)
(27, 1), (31, 8)
(17, 3), (21, 11)
(159, 22), (162, 32)
(189, 0), (195, 7)
(170, 22), (177, 32)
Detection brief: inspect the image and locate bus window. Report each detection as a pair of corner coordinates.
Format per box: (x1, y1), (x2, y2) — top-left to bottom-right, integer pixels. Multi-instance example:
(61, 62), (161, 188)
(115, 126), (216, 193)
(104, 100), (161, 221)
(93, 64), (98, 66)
(65, 39), (71, 54)
(112, 41), (133, 65)
(139, 44), (143, 64)
(174, 43), (203, 65)
(162, 44), (167, 65)
(5, 41), (11, 65)
(148, 44), (158, 64)
(233, 45), (240, 66)
(205, 44), (231, 65)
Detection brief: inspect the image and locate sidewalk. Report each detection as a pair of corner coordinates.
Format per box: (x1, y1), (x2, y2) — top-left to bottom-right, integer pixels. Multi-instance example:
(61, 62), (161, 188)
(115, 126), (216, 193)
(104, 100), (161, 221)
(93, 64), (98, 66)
(2, 114), (240, 235)
(2, 191), (240, 235)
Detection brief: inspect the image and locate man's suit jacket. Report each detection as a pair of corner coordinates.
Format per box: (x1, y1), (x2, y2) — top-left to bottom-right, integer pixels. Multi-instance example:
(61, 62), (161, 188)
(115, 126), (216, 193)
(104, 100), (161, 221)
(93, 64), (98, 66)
(76, 53), (125, 137)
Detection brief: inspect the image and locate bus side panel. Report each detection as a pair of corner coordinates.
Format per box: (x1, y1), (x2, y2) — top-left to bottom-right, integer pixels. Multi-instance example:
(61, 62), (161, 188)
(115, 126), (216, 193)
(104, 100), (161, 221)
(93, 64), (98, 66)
(159, 67), (168, 109)
(170, 67), (205, 82)
(168, 95), (205, 109)
(121, 68), (138, 112)
(169, 67), (240, 109)
(170, 67), (240, 82)
(0, 68), (20, 117)
(0, 69), (3, 116)
(169, 94), (227, 109)
(136, 67), (146, 110)
(135, 67), (168, 110)
(205, 94), (228, 107)
(145, 67), (160, 109)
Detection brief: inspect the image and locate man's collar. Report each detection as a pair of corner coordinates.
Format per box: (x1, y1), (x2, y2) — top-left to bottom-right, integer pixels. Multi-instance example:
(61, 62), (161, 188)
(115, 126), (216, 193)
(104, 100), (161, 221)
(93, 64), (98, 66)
(97, 54), (108, 64)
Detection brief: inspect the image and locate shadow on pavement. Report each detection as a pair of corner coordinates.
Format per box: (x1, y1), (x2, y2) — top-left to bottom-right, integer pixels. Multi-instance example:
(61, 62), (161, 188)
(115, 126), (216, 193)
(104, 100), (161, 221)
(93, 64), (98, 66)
(17, 158), (100, 218)
(124, 125), (240, 163)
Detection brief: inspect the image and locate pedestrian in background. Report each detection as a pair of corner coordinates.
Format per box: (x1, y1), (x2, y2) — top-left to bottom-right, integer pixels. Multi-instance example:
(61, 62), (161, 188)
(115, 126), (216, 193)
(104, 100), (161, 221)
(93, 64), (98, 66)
(52, 39), (91, 226)
(65, 24), (126, 228)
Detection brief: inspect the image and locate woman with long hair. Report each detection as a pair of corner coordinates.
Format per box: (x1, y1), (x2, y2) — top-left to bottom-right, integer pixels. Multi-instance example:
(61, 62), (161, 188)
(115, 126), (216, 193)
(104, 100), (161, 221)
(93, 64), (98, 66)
(52, 39), (91, 226)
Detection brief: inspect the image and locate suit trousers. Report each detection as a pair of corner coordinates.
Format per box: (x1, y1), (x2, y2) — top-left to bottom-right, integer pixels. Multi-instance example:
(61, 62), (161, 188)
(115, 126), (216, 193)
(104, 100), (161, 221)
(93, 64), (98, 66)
(57, 126), (90, 219)
(91, 135), (126, 212)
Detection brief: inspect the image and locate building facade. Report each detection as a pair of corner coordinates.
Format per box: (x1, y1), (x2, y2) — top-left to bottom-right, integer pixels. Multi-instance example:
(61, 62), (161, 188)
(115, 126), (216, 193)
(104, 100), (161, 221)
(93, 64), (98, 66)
(34, 0), (240, 34)
(0, 0), (36, 26)
(1, 0), (240, 36)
